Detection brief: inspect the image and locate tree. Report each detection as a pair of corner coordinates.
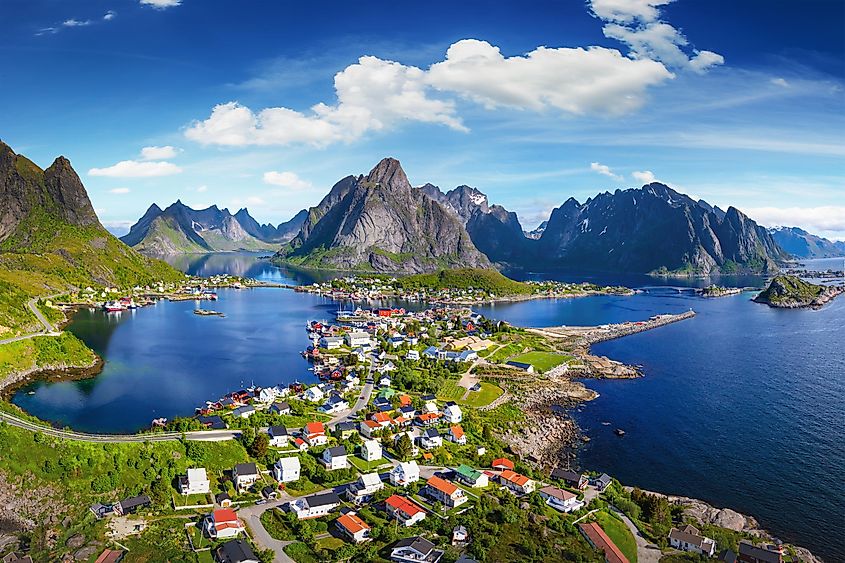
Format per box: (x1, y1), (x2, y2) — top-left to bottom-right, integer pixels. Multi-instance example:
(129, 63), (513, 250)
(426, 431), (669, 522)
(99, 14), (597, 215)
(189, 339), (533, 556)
(240, 427), (256, 449)
(395, 433), (413, 461)
(249, 433), (269, 458)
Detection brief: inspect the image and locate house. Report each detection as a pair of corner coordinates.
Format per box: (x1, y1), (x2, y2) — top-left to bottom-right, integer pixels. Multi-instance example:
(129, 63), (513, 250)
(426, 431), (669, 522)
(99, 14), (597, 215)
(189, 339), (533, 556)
(452, 525), (469, 545)
(454, 464), (489, 488)
(425, 476), (468, 509)
(443, 404), (462, 424)
(319, 394), (349, 414)
(89, 503), (114, 520)
(378, 375), (393, 387)
(422, 346), (441, 360)
(233, 463), (260, 492)
(578, 522), (629, 563)
(360, 439), (382, 462)
(419, 428), (443, 450)
(390, 461), (420, 486)
(179, 468), (210, 495)
(406, 350), (420, 361)
(293, 437), (309, 451)
(336, 511), (371, 543)
(205, 509), (245, 539)
(273, 457), (301, 483)
(538, 485), (584, 513)
(322, 446), (348, 470)
(345, 331), (371, 347)
(372, 397), (393, 412)
(258, 386), (283, 403)
(457, 350), (477, 362)
(198, 415), (227, 429)
(304, 421), (328, 446)
(216, 492), (233, 508)
(346, 472), (384, 503)
(385, 494), (427, 527)
(360, 419), (382, 438)
(303, 386), (325, 402)
(371, 411), (394, 427)
(422, 395), (438, 412)
(114, 495), (150, 516)
(319, 336), (344, 349)
(594, 473), (613, 492)
(551, 468), (588, 490)
(491, 458), (515, 471)
(669, 524), (717, 557)
(737, 540), (783, 563)
(268, 426), (289, 447)
(416, 412), (440, 426)
(399, 405), (416, 418)
(448, 425), (466, 445)
(288, 491), (342, 519)
(93, 549), (124, 563)
(3, 553), (34, 563)
(232, 405), (255, 419)
(390, 536), (444, 563)
(335, 421), (358, 439)
(262, 486), (279, 499)
(498, 470), (536, 494)
(269, 401), (291, 415)
(506, 361), (535, 373)
(214, 539), (259, 563)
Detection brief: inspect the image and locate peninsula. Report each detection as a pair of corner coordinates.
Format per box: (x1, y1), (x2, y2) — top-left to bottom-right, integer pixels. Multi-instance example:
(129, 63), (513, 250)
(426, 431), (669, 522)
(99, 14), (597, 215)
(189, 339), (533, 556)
(753, 275), (845, 309)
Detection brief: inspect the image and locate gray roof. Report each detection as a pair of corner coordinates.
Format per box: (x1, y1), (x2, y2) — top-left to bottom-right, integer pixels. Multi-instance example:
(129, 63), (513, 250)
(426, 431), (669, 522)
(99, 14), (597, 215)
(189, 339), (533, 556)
(269, 425), (287, 436)
(234, 462), (258, 476)
(119, 495), (150, 510)
(738, 541), (781, 563)
(393, 536), (435, 555)
(215, 539), (258, 563)
(327, 445), (347, 457)
(305, 491), (341, 508)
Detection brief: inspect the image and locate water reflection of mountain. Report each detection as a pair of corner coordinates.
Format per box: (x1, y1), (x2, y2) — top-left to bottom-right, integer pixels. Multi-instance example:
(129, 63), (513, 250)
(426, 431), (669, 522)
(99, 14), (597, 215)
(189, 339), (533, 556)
(159, 252), (335, 284)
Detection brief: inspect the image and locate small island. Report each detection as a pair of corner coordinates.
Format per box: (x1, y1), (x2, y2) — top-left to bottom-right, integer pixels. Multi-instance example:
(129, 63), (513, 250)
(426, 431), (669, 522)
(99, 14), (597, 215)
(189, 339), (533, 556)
(753, 275), (844, 309)
(698, 285), (744, 298)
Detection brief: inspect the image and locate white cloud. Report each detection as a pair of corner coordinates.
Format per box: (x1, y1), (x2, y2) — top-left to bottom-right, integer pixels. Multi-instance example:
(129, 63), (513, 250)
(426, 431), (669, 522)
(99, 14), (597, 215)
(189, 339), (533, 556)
(263, 171), (312, 190)
(632, 170), (658, 184)
(108, 187), (131, 194)
(196, 185), (208, 193)
(140, 145), (180, 160)
(745, 206), (845, 240)
(103, 11), (117, 21)
(590, 0), (723, 73)
(770, 77), (790, 88)
(140, 0), (182, 8)
(590, 162), (623, 181)
(62, 18), (91, 27)
(89, 160), (182, 177)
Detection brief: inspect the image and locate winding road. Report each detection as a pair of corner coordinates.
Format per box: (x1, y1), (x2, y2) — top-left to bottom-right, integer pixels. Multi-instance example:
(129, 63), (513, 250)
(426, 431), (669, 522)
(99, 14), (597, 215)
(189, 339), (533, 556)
(0, 296), (62, 345)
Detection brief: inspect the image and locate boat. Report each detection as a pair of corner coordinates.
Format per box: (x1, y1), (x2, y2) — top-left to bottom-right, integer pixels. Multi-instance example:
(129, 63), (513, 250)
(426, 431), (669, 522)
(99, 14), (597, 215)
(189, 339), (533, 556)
(614, 428), (626, 437)
(103, 301), (123, 312)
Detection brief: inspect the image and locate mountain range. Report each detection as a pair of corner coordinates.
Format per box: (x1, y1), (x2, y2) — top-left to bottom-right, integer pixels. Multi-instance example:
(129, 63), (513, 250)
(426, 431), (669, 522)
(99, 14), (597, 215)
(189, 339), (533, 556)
(120, 202), (306, 255)
(768, 226), (845, 259)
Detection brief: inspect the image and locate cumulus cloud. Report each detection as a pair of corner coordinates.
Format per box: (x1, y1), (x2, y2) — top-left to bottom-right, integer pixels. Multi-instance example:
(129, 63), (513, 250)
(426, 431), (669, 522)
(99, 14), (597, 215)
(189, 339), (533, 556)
(103, 11), (117, 21)
(108, 187), (130, 194)
(140, 145), (180, 160)
(590, 162), (623, 180)
(744, 206), (845, 239)
(632, 170), (658, 184)
(590, 0), (723, 74)
(140, 0), (182, 8)
(263, 171), (311, 190)
(89, 160), (182, 177)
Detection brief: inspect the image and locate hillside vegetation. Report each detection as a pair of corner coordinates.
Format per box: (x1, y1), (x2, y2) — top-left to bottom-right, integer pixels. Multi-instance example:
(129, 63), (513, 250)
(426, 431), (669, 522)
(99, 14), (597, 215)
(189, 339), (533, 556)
(753, 275), (825, 308)
(395, 268), (533, 295)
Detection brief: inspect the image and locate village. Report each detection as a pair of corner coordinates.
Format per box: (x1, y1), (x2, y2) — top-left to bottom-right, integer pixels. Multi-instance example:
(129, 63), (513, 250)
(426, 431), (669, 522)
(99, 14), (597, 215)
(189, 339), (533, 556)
(34, 304), (799, 563)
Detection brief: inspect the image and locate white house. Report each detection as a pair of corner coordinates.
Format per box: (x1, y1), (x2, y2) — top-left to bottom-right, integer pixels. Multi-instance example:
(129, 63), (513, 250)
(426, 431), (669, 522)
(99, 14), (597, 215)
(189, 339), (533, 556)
(390, 461), (420, 487)
(669, 525), (717, 557)
(303, 386), (325, 403)
(273, 457), (301, 483)
(360, 439), (382, 462)
(419, 428), (443, 450)
(385, 494), (427, 527)
(448, 425), (466, 445)
(322, 446), (348, 470)
(205, 509), (245, 539)
(443, 404), (462, 424)
(405, 350), (420, 361)
(269, 401), (291, 415)
(232, 463), (260, 492)
(346, 472), (384, 504)
(319, 336), (344, 349)
(268, 426), (289, 447)
(336, 511), (371, 543)
(390, 536), (444, 563)
(319, 394), (349, 414)
(538, 486), (584, 513)
(179, 468), (210, 495)
(303, 421), (327, 447)
(378, 375), (392, 388)
(454, 464), (489, 488)
(345, 331), (371, 347)
(232, 405), (256, 419)
(288, 491), (342, 520)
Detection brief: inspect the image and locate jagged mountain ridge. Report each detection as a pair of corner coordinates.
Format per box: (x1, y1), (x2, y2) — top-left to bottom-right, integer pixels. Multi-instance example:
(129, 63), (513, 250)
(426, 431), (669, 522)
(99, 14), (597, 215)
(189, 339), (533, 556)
(121, 202), (307, 255)
(768, 226), (845, 259)
(277, 158), (490, 273)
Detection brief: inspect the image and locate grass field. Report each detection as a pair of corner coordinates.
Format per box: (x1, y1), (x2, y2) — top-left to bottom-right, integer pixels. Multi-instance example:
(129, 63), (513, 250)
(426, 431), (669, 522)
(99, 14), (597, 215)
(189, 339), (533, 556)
(594, 511), (638, 563)
(437, 380), (503, 408)
(348, 456), (390, 472)
(509, 351), (572, 372)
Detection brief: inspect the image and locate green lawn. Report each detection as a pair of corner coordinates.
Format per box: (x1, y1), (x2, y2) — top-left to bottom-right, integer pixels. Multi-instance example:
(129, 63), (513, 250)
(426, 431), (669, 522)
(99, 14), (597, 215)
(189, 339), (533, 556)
(316, 536), (345, 550)
(509, 351), (572, 372)
(594, 511), (638, 563)
(348, 456), (390, 472)
(437, 380), (503, 408)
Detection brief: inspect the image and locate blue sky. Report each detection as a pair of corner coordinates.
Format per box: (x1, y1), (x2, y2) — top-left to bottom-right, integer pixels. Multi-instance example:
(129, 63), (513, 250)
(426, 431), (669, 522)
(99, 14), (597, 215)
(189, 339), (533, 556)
(1, 0), (843, 239)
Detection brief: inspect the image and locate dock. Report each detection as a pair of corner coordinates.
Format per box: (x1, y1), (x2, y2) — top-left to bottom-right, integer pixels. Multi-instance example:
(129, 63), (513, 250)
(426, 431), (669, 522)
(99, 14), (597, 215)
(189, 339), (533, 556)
(526, 310), (696, 346)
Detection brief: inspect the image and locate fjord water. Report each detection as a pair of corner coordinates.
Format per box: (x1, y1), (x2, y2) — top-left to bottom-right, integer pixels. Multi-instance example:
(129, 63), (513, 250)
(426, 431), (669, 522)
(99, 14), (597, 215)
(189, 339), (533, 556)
(11, 254), (844, 560)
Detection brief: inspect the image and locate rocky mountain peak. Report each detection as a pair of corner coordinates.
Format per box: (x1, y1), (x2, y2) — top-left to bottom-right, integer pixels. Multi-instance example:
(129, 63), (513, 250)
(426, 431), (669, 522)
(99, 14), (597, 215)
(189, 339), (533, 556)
(365, 157), (411, 191)
(42, 155), (100, 228)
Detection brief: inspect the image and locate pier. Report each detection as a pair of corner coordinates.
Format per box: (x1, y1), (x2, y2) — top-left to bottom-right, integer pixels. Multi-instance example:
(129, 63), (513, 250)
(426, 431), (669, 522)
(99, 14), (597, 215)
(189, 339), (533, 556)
(526, 310), (696, 346)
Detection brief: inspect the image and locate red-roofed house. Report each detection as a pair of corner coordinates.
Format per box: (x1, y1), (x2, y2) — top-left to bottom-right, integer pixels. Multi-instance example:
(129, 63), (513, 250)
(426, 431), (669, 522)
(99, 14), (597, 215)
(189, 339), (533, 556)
(579, 522), (629, 563)
(204, 509), (245, 539)
(385, 495), (427, 527)
(304, 422), (327, 447)
(424, 476), (468, 508)
(371, 412), (394, 426)
(491, 458), (514, 471)
(448, 425), (466, 445)
(498, 469), (536, 494)
(360, 419), (382, 438)
(416, 412), (440, 426)
(336, 511), (371, 543)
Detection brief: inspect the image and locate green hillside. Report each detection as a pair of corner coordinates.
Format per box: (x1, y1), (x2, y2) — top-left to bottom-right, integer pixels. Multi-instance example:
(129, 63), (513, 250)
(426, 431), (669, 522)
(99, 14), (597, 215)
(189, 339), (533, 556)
(395, 268), (533, 295)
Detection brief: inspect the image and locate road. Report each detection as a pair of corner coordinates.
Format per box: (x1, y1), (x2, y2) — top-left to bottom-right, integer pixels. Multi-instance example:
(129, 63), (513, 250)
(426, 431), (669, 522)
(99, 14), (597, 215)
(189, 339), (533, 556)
(328, 358), (375, 428)
(0, 297), (62, 345)
(610, 505), (662, 563)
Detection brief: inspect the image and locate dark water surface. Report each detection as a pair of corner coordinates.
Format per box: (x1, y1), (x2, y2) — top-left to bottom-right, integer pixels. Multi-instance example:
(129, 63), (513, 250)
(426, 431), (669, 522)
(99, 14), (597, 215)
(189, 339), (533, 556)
(11, 254), (844, 560)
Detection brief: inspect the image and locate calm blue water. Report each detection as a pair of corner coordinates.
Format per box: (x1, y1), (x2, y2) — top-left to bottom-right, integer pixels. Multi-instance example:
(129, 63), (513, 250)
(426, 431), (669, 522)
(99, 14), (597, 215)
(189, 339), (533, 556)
(11, 254), (844, 560)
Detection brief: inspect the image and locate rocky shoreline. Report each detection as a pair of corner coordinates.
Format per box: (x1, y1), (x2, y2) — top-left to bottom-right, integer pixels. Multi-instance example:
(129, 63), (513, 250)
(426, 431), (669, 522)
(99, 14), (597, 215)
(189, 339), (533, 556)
(0, 355), (103, 400)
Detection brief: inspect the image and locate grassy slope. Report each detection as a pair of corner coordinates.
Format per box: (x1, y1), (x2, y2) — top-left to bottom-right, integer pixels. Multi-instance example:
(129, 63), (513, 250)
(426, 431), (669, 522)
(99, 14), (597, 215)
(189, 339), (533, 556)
(0, 332), (96, 379)
(755, 275), (824, 305)
(594, 511), (638, 563)
(396, 268), (533, 295)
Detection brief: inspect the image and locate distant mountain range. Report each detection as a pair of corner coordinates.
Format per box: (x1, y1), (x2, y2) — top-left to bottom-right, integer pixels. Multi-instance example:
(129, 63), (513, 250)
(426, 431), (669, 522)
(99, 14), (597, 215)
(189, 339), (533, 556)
(273, 157), (788, 275)
(768, 226), (845, 259)
(120, 202), (306, 255)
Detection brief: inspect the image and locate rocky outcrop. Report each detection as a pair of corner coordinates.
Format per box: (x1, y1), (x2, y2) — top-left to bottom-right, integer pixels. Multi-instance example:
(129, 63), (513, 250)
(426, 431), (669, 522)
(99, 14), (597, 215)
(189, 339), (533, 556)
(754, 275), (844, 309)
(278, 158), (490, 273)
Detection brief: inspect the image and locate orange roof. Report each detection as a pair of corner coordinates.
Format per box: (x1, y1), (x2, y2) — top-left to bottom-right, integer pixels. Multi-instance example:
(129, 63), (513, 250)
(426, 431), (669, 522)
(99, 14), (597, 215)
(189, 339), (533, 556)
(363, 420), (381, 429)
(386, 494), (425, 517)
(294, 437), (306, 446)
(394, 415), (409, 424)
(305, 421), (324, 435)
(372, 412), (393, 423)
(422, 452), (433, 460)
(492, 457), (514, 470)
(427, 475), (458, 496)
(213, 508), (238, 523)
(499, 469), (531, 486)
(418, 412), (440, 422)
(337, 512), (370, 534)
(450, 425), (464, 439)
(399, 394), (412, 406)
(579, 522), (629, 563)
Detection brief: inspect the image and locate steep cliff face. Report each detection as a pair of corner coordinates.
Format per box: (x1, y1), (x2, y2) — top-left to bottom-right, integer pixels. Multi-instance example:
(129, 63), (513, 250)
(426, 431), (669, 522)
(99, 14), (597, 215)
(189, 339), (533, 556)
(537, 183), (787, 274)
(279, 158), (490, 273)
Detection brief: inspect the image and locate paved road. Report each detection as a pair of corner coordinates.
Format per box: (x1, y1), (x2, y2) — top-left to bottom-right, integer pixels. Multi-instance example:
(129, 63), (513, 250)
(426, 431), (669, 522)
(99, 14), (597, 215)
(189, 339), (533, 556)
(610, 505), (662, 563)
(0, 297), (62, 345)
(238, 494), (297, 563)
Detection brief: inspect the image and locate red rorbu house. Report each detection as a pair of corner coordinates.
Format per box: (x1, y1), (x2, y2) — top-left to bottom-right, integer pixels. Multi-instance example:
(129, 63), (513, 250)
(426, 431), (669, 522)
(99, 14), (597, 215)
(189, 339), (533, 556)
(376, 308), (393, 318)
